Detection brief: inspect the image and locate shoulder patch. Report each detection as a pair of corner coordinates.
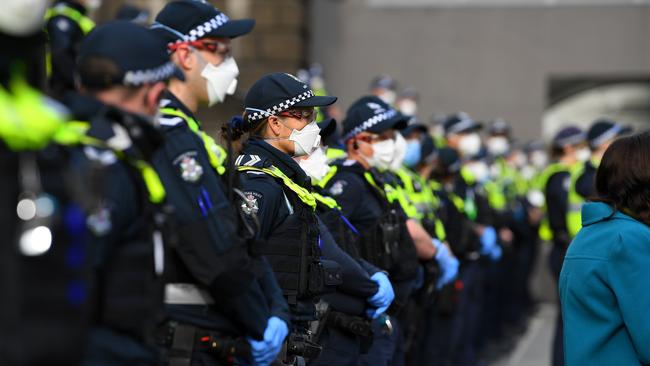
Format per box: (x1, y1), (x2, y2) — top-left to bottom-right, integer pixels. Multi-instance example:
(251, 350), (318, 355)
(174, 151), (204, 182)
(328, 180), (348, 196)
(241, 191), (262, 216)
(236, 154), (263, 167)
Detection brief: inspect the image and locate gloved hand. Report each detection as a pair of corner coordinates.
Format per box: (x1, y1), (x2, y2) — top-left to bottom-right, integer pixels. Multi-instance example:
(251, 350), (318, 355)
(480, 226), (502, 261)
(433, 239), (459, 289)
(247, 316), (288, 366)
(366, 272), (394, 319)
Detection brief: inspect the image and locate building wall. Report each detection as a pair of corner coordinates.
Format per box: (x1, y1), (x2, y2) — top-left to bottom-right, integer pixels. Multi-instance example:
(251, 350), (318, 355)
(309, 0), (650, 139)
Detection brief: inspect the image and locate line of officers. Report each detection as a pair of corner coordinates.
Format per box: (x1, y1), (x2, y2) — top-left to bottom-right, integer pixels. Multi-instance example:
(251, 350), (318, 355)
(0, 1), (632, 366)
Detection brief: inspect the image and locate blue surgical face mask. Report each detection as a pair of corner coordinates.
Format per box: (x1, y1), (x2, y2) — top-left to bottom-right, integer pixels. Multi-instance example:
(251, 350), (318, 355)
(403, 140), (422, 167)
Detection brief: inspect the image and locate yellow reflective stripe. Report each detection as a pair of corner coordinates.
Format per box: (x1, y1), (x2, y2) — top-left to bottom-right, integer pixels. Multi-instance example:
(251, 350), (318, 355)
(0, 77), (64, 150)
(435, 219), (447, 241)
(315, 165), (338, 189)
(363, 172), (386, 199)
(567, 163), (586, 237)
(313, 192), (340, 210)
(160, 107), (226, 175)
(325, 147), (347, 162)
(45, 5), (95, 34)
(237, 165), (316, 209)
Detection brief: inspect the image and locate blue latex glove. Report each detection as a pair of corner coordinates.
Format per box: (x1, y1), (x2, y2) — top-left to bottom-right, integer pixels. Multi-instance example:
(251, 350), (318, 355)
(433, 239), (459, 289)
(480, 226), (497, 255)
(247, 316), (288, 366)
(480, 226), (503, 261)
(366, 272), (395, 319)
(490, 242), (503, 261)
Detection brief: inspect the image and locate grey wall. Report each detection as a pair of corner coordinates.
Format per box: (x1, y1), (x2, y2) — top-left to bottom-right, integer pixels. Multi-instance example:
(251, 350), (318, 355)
(309, 0), (650, 139)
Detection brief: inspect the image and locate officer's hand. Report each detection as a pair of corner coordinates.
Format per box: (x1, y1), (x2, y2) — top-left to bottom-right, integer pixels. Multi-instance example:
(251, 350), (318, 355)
(263, 316), (288, 356)
(366, 272), (395, 319)
(480, 226), (502, 261)
(247, 337), (274, 366)
(433, 239), (459, 289)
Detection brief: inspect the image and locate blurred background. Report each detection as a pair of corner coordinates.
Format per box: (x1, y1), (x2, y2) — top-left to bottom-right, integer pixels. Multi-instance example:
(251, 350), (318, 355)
(92, 0), (650, 142)
(88, 1), (649, 364)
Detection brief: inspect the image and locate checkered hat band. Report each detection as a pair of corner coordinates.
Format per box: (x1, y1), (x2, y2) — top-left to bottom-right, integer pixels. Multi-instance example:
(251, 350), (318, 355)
(246, 90), (315, 122)
(162, 13), (230, 44)
(591, 125), (620, 147)
(446, 118), (475, 135)
(343, 109), (398, 141)
(556, 132), (586, 147)
(123, 61), (177, 86)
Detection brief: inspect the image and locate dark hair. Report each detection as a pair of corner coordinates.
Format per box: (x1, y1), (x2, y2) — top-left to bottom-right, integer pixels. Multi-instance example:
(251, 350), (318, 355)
(595, 132), (650, 225)
(76, 56), (135, 93)
(221, 113), (267, 141)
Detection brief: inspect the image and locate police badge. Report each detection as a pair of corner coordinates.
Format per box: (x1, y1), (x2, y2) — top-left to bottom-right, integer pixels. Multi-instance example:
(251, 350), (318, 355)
(178, 154), (203, 182)
(241, 193), (259, 216)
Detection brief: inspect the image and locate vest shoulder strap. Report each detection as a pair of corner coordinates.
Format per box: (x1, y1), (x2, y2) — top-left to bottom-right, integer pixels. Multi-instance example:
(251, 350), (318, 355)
(237, 165), (316, 209)
(45, 4), (95, 34)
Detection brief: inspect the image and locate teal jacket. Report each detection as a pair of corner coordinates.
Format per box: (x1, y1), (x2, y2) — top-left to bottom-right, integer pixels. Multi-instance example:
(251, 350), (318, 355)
(560, 202), (650, 365)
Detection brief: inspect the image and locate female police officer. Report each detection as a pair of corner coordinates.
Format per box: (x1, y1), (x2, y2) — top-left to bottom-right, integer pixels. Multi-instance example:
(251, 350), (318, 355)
(227, 72), (341, 364)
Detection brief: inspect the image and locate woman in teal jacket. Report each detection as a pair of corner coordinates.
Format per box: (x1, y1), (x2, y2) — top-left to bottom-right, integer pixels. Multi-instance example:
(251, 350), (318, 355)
(560, 132), (650, 365)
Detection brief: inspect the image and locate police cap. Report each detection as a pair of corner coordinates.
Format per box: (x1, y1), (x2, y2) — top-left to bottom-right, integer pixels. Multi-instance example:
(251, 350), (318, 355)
(587, 118), (632, 149)
(401, 116), (429, 137)
(151, 0), (255, 44)
(443, 112), (482, 136)
(78, 21), (184, 89)
(244, 72), (337, 125)
(552, 126), (585, 148)
(342, 96), (409, 141)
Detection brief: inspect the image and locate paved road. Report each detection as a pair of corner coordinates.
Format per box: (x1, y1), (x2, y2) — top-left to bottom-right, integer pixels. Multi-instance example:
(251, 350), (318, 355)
(493, 303), (557, 366)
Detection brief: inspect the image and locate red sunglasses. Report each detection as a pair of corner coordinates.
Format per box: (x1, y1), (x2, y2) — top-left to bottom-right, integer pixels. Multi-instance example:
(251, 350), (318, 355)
(277, 109), (316, 123)
(169, 39), (231, 56)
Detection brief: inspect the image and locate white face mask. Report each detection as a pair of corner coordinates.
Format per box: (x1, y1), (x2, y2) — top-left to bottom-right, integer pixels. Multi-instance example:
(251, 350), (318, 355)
(289, 121), (321, 157)
(486, 136), (510, 156)
(200, 56), (239, 106)
(366, 138), (395, 170)
(458, 133), (482, 157)
(576, 147), (591, 162)
(397, 100), (418, 116)
(0, 0), (48, 36)
(530, 151), (548, 169)
(465, 161), (489, 184)
(390, 133), (407, 171)
(378, 90), (396, 106)
(298, 147), (330, 183)
(86, 0), (103, 11)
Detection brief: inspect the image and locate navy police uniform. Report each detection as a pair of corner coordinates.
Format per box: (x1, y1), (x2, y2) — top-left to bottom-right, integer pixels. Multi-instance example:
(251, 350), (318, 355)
(323, 96), (419, 366)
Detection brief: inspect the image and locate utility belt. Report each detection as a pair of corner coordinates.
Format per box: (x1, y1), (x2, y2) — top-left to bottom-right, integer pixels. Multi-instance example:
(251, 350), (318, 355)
(164, 283), (214, 305)
(155, 321), (250, 366)
(325, 311), (374, 353)
(276, 323), (322, 365)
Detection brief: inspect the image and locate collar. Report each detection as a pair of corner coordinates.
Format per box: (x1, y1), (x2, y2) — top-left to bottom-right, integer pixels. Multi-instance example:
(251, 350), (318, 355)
(242, 138), (312, 188)
(63, 92), (163, 160)
(160, 90), (200, 127)
(581, 201), (637, 226)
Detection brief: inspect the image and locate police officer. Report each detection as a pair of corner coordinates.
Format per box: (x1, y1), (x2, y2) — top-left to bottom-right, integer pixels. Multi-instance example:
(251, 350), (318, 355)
(542, 126), (586, 366)
(227, 72), (341, 364)
(567, 119), (631, 238)
(0, 1), (90, 364)
(44, 0), (96, 98)
(369, 74), (398, 106)
(149, 3), (291, 365)
(71, 21), (287, 366)
(321, 96), (458, 366)
(60, 20), (179, 364)
(298, 118), (396, 365)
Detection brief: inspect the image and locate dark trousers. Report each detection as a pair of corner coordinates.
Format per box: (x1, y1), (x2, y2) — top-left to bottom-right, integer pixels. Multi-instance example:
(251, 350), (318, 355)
(549, 244), (566, 366)
(309, 326), (361, 366)
(82, 327), (160, 366)
(358, 316), (400, 366)
(449, 261), (484, 366)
